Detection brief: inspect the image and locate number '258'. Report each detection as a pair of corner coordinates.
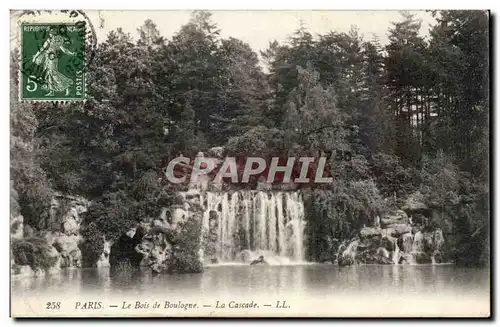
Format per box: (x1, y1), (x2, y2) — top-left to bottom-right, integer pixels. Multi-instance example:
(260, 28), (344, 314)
(46, 301), (61, 309)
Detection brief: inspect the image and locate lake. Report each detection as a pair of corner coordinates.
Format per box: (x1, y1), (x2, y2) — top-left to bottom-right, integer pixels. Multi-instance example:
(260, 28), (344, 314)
(11, 264), (490, 317)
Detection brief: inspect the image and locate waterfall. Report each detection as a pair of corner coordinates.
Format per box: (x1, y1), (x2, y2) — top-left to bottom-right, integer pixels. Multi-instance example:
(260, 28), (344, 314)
(412, 231), (424, 253)
(201, 191), (306, 264)
(392, 243), (400, 265)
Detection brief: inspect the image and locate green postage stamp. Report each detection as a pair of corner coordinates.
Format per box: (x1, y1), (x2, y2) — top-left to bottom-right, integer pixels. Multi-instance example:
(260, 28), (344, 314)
(20, 23), (86, 101)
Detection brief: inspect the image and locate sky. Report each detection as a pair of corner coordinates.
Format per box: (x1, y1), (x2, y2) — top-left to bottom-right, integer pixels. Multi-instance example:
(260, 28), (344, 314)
(10, 10), (437, 70)
(84, 10), (436, 52)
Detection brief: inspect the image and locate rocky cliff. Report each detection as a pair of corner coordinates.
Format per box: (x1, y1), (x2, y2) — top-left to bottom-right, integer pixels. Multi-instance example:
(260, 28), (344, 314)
(109, 190), (204, 274)
(10, 191), (98, 277)
(10, 180), (450, 278)
(337, 194), (446, 266)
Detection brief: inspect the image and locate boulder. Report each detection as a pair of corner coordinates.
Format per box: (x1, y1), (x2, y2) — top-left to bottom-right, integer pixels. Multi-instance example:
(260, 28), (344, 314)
(399, 253), (414, 264)
(161, 207), (188, 231)
(377, 255), (394, 265)
(381, 210), (408, 227)
(402, 191), (428, 212)
(170, 208), (188, 230)
(376, 247), (390, 259)
(360, 248), (393, 264)
(381, 228), (395, 238)
(239, 249), (253, 263)
(151, 218), (170, 234)
(10, 214), (24, 239)
(359, 227), (382, 238)
(386, 224), (412, 236)
(136, 236), (155, 259)
(381, 236), (397, 252)
(113, 204), (203, 274)
(52, 234), (81, 255)
(146, 242), (171, 273)
(62, 248), (82, 268)
(52, 234), (82, 267)
(338, 240), (359, 266)
(432, 250), (444, 263)
(48, 195), (89, 232)
(23, 224), (35, 238)
(61, 217), (78, 235)
(413, 252), (432, 264)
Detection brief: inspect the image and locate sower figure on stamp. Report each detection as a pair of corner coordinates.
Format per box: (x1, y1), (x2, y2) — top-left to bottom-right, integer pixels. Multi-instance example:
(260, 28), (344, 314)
(32, 28), (76, 97)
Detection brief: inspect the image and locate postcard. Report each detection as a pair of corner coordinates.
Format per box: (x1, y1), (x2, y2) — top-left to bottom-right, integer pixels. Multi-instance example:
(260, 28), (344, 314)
(9, 9), (491, 318)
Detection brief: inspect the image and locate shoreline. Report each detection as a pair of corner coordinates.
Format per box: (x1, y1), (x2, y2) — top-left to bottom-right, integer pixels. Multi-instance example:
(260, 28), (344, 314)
(11, 261), (462, 281)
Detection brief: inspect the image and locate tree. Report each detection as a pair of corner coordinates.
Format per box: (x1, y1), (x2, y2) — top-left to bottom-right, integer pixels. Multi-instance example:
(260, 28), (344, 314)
(428, 10), (489, 175)
(215, 37), (269, 140)
(359, 38), (394, 156)
(262, 25), (318, 127)
(282, 64), (349, 154)
(386, 11), (428, 164)
(167, 11), (222, 147)
(10, 50), (53, 229)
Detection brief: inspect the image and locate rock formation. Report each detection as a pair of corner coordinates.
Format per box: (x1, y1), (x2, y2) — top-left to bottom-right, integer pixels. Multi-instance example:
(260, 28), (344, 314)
(11, 192), (97, 277)
(109, 193), (203, 274)
(337, 194), (446, 266)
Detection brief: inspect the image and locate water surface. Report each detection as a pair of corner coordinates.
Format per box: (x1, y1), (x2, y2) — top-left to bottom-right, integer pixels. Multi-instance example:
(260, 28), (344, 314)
(12, 264), (489, 298)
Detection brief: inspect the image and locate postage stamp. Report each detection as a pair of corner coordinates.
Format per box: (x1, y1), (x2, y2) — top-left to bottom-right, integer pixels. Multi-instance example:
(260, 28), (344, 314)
(19, 22), (86, 101)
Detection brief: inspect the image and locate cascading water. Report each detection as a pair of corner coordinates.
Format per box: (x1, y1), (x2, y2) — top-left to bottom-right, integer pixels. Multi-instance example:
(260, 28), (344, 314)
(392, 243), (400, 264)
(201, 191), (306, 264)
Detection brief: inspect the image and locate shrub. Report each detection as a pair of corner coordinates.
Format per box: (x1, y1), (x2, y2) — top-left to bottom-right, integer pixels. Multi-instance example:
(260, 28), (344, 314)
(371, 152), (420, 198)
(79, 222), (105, 267)
(166, 217), (203, 273)
(304, 179), (386, 261)
(226, 126), (285, 156)
(419, 151), (460, 207)
(12, 237), (58, 271)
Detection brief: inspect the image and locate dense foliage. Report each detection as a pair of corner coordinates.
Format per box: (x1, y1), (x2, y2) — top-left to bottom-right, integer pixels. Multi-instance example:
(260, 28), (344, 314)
(166, 217), (204, 273)
(11, 10), (489, 267)
(12, 237), (58, 271)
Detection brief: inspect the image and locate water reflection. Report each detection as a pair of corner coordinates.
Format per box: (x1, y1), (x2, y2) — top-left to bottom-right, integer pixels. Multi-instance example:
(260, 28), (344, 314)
(12, 264), (489, 299)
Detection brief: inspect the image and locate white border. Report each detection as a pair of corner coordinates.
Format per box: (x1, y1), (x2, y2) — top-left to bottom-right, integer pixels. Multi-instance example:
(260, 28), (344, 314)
(2, 1), (497, 327)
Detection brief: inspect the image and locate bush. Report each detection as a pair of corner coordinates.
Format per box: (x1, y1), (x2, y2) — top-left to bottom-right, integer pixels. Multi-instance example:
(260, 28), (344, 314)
(226, 126), (285, 156)
(82, 190), (136, 243)
(166, 217), (203, 273)
(371, 152), (420, 198)
(12, 237), (58, 271)
(304, 179), (386, 261)
(446, 202), (489, 267)
(419, 151), (460, 207)
(82, 170), (180, 244)
(79, 222), (105, 267)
